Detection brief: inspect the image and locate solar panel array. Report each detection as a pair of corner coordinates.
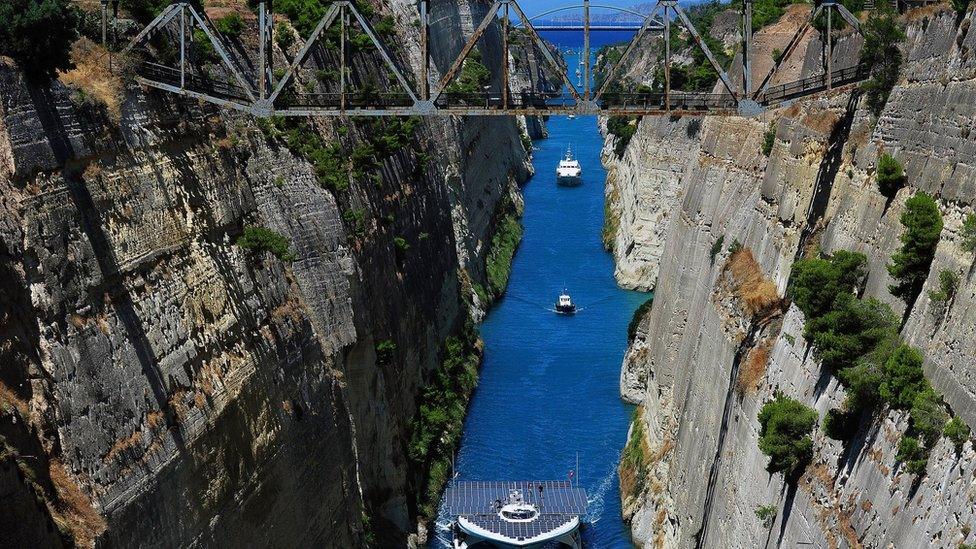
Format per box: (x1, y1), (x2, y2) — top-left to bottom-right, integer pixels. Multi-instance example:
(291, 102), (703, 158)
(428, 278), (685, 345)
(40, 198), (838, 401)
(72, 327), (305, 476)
(444, 480), (588, 516)
(463, 513), (576, 541)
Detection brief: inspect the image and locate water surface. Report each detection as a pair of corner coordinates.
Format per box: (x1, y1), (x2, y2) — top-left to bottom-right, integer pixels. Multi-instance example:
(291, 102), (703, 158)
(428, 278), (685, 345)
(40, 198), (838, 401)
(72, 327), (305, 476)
(434, 42), (649, 547)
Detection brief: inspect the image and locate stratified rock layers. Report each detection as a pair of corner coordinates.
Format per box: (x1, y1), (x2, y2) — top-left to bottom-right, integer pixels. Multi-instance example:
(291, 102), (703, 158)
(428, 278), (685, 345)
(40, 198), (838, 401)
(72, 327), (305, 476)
(0, 1), (531, 546)
(611, 8), (976, 548)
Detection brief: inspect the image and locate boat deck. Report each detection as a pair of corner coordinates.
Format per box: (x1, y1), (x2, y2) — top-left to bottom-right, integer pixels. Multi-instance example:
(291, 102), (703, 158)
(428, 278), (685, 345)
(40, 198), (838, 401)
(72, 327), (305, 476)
(445, 480), (588, 545)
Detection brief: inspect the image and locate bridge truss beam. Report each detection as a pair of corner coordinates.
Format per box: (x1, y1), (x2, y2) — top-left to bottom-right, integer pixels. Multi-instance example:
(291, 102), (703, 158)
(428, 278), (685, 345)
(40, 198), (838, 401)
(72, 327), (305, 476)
(120, 0), (867, 118)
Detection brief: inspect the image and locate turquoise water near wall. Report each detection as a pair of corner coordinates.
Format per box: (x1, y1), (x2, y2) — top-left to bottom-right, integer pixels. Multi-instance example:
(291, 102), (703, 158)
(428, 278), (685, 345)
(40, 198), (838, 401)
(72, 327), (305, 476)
(433, 42), (649, 547)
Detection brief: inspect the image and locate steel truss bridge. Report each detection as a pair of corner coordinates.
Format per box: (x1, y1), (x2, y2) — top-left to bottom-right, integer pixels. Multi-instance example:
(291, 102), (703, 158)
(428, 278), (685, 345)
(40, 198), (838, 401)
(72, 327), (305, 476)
(120, 0), (866, 117)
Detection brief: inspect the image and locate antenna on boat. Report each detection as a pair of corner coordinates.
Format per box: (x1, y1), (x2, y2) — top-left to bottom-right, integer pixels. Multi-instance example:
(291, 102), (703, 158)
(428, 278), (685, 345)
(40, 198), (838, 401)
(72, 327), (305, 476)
(576, 452), (579, 487)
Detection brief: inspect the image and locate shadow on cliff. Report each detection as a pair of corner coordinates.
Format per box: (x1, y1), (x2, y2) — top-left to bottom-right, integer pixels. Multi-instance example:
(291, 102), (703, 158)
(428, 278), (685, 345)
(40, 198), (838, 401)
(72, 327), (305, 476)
(795, 90), (862, 259)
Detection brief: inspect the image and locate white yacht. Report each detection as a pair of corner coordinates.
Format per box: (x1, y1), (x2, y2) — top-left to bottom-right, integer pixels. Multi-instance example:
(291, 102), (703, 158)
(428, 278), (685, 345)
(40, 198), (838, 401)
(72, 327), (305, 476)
(555, 147), (582, 187)
(446, 481), (587, 549)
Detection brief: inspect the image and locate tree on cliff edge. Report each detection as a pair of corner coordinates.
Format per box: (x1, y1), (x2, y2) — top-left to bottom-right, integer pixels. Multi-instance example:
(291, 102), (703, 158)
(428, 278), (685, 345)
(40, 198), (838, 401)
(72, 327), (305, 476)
(888, 192), (943, 312)
(0, 0), (79, 80)
(860, 9), (906, 118)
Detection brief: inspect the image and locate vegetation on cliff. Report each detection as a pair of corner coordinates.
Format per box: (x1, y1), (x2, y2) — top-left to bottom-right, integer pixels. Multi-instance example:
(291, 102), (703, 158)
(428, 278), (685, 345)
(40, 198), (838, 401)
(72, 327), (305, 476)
(619, 406), (651, 499)
(888, 192), (943, 309)
(789, 243), (970, 475)
(861, 9), (907, 117)
(607, 116), (638, 158)
(485, 194), (524, 300)
(876, 153), (905, 199)
(236, 226), (297, 262)
(628, 295), (655, 341)
(0, 0), (79, 79)
(757, 394), (817, 476)
(408, 322), (481, 519)
(445, 48), (491, 95)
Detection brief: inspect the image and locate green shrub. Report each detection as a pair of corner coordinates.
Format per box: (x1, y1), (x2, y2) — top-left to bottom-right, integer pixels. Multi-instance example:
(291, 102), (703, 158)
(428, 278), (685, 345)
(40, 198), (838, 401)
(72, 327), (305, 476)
(860, 10), (906, 117)
(375, 339), (396, 364)
(343, 208), (367, 236)
(888, 192), (943, 305)
(807, 296), (899, 374)
(193, 28), (217, 63)
(895, 436), (928, 475)
(757, 394), (818, 476)
(393, 236), (410, 251)
(929, 269), (959, 319)
(628, 296), (655, 341)
(274, 0), (329, 37)
(620, 408), (649, 497)
(951, 0), (971, 15)
(910, 388), (948, 446)
(839, 360), (885, 413)
(0, 0), (80, 80)
(822, 408), (856, 440)
(120, 0), (171, 23)
(407, 329), (481, 518)
(275, 21), (296, 51)
(607, 116), (638, 158)
(876, 153), (905, 198)
(486, 214), (523, 298)
(237, 226), (297, 262)
(215, 13), (245, 38)
(445, 48), (490, 95)
(761, 123), (776, 157)
(943, 416), (971, 452)
(710, 235), (726, 265)
(961, 213), (976, 254)
(728, 239), (743, 255)
(789, 250), (868, 321)
(755, 504), (777, 527)
(878, 344), (928, 410)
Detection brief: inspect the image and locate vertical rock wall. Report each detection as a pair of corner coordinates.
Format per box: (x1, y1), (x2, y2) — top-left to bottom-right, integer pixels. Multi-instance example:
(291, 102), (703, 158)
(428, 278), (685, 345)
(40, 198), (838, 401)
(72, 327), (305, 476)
(0, 0), (532, 546)
(610, 7), (976, 548)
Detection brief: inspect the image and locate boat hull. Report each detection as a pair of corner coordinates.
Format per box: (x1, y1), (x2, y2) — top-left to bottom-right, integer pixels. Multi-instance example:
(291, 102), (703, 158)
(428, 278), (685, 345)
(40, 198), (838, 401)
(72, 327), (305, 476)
(556, 175), (582, 187)
(555, 304), (576, 314)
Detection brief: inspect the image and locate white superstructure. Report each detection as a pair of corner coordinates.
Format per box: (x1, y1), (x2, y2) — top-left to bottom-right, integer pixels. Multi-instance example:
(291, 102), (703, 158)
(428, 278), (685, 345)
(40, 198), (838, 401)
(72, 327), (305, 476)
(555, 147), (582, 186)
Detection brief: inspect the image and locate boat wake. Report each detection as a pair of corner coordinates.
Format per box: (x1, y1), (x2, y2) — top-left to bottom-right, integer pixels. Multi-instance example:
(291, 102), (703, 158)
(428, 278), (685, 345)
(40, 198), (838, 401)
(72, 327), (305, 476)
(585, 448), (622, 525)
(432, 519), (454, 548)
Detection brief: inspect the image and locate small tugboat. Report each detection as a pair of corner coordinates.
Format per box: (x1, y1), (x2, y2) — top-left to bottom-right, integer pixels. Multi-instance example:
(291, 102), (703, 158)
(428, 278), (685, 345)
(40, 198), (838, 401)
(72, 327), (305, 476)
(555, 291), (576, 314)
(555, 147), (582, 187)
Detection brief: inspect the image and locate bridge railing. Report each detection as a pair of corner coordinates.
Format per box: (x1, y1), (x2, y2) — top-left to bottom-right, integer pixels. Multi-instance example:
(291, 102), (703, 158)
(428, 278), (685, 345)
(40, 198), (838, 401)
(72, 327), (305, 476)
(136, 61), (253, 102)
(761, 64), (870, 105)
(599, 92), (738, 112)
(434, 91), (576, 110)
(282, 92), (415, 108)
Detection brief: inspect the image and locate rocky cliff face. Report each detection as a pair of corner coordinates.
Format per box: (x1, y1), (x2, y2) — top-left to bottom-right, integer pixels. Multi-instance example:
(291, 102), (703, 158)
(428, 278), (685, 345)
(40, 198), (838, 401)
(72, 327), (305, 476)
(610, 6), (976, 548)
(0, 1), (530, 547)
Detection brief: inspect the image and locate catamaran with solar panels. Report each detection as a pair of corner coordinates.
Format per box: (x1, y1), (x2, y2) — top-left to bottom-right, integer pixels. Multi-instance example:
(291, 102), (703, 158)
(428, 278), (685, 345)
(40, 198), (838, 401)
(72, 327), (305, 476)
(444, 480), (588, 548)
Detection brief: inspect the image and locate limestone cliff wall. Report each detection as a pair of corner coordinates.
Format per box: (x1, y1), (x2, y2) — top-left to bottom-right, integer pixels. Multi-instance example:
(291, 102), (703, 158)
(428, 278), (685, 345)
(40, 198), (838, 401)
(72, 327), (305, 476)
(611, 7), (976, 548)
(0, 1), (530, 546)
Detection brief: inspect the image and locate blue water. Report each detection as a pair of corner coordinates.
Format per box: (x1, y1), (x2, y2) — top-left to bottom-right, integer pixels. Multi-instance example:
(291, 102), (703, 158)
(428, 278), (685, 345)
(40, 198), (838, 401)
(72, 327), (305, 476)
(432, 34), (649, 548)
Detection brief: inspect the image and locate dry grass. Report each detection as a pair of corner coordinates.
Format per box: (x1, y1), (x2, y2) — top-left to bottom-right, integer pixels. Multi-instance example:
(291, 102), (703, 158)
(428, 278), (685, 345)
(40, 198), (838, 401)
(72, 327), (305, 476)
(0, 380), (30, 417)
(145, 410), (166, 430)
(58, 38), (122, 122)
(737, 344), (770, 394)
(48, 459), (107, 547)
(101, 430), (143, 464)
(727, 249), (783, 317)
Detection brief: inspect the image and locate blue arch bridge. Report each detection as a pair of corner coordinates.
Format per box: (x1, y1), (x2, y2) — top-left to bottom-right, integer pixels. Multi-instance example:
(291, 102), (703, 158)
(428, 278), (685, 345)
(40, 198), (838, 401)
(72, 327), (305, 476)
(115, 0), (868, 117)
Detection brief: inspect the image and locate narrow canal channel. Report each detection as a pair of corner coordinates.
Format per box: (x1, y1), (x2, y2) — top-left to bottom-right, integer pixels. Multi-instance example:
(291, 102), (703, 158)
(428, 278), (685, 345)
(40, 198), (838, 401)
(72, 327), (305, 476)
(434, 45), (649, 548)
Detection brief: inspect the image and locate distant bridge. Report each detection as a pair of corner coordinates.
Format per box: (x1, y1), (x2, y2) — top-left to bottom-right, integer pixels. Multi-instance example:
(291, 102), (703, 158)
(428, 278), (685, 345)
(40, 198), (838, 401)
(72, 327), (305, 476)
(119, 0), (866, 117)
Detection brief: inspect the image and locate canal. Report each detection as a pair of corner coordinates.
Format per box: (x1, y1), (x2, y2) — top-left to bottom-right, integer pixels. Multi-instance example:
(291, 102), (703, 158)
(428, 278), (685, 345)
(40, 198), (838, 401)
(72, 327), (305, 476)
(434, 40), (649, 548)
